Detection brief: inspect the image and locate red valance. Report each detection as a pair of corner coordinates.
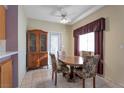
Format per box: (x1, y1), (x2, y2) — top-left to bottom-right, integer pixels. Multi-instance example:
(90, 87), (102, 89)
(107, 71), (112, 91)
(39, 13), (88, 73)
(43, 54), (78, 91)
(73, 18), (105, 37)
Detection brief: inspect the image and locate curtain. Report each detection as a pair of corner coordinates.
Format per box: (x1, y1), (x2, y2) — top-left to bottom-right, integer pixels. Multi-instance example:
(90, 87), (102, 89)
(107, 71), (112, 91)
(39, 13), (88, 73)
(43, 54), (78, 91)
(95, 31), (103, 74)
(73, 18), (105, 75)
(74, 36), (79, 56)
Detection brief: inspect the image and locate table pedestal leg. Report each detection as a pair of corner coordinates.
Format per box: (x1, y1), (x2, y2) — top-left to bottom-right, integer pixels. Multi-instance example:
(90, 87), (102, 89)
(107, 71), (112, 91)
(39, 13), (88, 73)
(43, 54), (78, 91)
(67, 66), (75, 82)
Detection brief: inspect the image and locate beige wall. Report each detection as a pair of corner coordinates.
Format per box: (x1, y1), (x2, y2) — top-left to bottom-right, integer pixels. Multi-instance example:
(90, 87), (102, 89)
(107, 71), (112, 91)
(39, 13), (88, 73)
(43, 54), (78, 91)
(71, 6), (124, 86)
(18, 6), (27, 86)
(27, 18), (72, 56)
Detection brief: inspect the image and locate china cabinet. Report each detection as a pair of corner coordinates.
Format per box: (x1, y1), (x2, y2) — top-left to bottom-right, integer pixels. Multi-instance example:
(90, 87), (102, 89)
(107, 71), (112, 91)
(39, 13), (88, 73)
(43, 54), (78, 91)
(27, 29), (48, 70)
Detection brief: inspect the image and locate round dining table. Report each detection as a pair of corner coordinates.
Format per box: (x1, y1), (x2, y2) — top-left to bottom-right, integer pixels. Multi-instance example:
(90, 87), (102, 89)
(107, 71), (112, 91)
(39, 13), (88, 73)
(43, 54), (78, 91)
(58, 56), (84, 82)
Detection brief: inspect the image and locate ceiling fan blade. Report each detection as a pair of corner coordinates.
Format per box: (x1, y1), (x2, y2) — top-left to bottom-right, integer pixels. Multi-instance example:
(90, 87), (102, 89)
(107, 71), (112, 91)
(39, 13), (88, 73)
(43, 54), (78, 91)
(51, 5), (71, 17)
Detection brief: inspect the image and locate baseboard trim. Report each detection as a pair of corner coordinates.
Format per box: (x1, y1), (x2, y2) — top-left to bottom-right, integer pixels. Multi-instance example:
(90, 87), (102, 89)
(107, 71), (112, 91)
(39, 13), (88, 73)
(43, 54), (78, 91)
(104, 77), (124, 88)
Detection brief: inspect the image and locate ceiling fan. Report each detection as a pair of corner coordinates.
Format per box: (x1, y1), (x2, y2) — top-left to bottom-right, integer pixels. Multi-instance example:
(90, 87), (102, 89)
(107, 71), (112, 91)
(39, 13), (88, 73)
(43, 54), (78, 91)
(52, 6), (71, 24)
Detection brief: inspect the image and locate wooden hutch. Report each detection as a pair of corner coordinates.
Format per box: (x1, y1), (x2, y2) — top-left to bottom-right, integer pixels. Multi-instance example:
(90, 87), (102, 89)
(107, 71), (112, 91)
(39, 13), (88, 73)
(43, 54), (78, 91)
(27, 29), (48, 70)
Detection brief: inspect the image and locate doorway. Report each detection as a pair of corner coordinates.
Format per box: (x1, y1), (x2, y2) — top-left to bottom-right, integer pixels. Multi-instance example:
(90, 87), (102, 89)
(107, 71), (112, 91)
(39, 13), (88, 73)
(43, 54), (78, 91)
(48, 32), (62, 66)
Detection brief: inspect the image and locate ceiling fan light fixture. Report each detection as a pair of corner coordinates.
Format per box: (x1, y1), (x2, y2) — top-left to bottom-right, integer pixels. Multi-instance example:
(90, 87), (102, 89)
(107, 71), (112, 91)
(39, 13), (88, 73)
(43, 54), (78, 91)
(53, 7), (71, 24)
(60, 17), (69, 24)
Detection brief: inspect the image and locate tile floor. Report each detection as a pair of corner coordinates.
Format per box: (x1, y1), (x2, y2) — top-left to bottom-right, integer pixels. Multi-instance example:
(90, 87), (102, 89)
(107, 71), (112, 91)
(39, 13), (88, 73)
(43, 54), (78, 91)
(20, 67), (121, 88)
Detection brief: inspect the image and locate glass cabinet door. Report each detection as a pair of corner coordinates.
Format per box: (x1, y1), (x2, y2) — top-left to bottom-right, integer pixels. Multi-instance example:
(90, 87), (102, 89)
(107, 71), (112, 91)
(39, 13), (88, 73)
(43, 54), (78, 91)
(40, 34), (47, 51)
(30, 32), (36, 52)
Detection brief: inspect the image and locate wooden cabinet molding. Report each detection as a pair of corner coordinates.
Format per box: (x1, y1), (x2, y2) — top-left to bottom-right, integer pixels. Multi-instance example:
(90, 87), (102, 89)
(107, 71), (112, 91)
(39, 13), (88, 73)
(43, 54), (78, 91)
(0, 5), (6, 40)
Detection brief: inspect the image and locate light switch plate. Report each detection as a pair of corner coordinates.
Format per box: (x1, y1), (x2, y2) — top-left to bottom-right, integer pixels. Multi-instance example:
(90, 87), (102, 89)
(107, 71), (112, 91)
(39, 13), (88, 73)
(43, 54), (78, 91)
(120, 44), (124, 49)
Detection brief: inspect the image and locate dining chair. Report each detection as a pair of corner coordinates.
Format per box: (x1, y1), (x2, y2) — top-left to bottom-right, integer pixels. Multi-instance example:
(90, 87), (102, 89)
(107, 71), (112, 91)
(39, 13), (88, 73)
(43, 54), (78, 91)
(57, 51), (70, 76)
(81, 51), (93, 57)
(57, 51), (66, 58)
(75, 55), (100, 88)
(76, 51), (94, 69)
(49, 53), (69, 86)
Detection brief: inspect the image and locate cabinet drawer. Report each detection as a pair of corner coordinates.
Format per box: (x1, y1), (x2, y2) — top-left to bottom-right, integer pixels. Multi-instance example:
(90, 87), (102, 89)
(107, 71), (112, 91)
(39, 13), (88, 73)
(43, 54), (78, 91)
(0, 59), (12, 88)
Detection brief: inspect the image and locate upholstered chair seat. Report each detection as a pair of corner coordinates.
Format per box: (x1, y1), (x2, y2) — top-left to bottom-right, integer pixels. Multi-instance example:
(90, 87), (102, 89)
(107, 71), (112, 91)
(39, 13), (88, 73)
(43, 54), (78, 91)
(57, 62), (69, 73)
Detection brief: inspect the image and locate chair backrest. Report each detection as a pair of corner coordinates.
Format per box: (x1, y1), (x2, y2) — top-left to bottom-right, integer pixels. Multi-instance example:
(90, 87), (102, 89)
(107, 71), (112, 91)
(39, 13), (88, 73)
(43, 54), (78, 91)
(82, 55), (100, 79)
(49, 53), (57, 71)
(81, 51), (93, 57)
(57, 51), (66, 58)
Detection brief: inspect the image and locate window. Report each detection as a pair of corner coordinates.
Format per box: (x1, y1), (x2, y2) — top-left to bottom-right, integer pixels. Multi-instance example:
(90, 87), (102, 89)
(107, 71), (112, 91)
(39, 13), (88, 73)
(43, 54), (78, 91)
(48, 32), (62, 54)
(79, 32), (94, 52)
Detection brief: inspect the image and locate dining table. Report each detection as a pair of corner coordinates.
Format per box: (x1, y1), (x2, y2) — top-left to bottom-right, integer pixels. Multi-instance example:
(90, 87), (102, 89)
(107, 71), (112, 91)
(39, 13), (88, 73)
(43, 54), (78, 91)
(58, 55), (84, 82)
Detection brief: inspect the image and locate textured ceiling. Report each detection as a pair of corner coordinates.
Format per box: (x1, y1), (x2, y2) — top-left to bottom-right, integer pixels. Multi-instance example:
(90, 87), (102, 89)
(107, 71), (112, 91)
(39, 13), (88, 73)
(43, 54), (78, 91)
(23, 5), (104, 25)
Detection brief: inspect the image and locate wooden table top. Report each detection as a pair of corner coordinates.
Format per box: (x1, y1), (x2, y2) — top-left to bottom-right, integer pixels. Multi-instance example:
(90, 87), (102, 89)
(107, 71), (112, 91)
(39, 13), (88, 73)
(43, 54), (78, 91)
(58, 56), (84, 66)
